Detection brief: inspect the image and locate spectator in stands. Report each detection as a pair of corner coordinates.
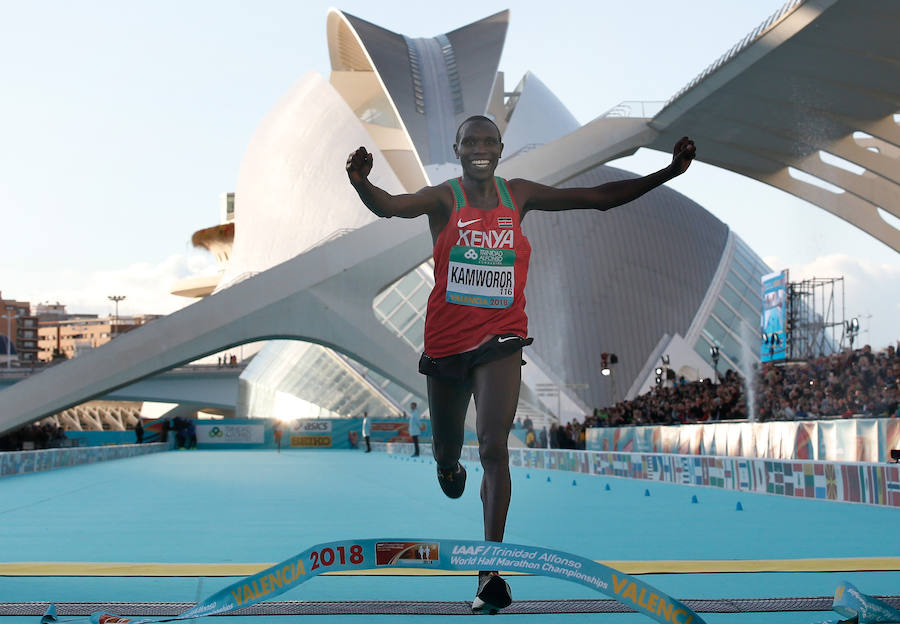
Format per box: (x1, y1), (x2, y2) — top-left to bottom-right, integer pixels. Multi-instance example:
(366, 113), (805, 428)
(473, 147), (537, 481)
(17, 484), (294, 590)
(525, 426), (536, 448)
(135, 419), (144, 444)
(578, 342), (898, 430)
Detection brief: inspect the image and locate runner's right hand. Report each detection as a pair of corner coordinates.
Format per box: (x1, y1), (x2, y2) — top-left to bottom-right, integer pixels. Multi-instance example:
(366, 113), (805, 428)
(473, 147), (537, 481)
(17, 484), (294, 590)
(346, 146), (373, 186)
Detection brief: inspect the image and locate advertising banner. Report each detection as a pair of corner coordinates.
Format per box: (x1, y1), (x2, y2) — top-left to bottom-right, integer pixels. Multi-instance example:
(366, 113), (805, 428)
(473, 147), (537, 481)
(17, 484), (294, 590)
(713, 426), (730, 458)
(659, 426), (681, 454)
(761, 269), (788, 363)
(701, 425), (716, 456)
(197, 424), (265, 445)
(855, 419), (879, 462)
(779, 422), (799, 461)
(793, 421), (817, 460)
(883, 419), (900, 464)
(632, 427), (653, 453)
(586, 418), (896, 463)
(832, 420), (858, 462)
(753, 422), (769, 459)
(818, 421), (837, 460)
(613, 427), (634, 452)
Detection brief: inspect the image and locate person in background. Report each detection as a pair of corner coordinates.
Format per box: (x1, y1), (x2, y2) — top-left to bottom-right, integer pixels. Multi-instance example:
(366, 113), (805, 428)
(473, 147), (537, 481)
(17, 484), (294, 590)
(187, 418), (197, 450)
(135, 419), (144, 444)
(409, 401), (421, 457)
(273, 420), (283, 453)
(362, 411), (371, 453)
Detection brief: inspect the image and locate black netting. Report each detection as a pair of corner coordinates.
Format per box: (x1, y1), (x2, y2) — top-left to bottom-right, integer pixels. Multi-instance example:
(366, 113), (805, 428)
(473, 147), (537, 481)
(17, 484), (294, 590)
(5, 597), (899, 616)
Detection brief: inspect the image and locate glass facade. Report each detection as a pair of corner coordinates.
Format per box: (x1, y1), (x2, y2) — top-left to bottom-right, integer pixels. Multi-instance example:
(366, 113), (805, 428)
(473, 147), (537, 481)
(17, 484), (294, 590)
(692, 233), (771, 376)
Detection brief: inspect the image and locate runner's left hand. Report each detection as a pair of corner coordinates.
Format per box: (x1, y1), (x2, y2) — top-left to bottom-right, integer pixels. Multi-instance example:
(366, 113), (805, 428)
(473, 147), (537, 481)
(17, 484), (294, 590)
(670, 137), (696, 175)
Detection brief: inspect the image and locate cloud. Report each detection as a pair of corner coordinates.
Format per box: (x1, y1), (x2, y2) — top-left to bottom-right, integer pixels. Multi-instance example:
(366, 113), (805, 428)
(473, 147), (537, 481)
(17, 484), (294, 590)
(763, 253), (900, 350)
(0, 252), (219, 318)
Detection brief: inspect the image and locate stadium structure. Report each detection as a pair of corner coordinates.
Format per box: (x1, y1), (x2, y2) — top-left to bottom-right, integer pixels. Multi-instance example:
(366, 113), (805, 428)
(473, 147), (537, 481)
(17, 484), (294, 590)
(1, 0), (897, 433)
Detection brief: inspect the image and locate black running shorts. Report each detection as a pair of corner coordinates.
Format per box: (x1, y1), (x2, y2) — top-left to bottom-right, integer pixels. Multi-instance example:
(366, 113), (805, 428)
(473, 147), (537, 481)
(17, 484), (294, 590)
(418, 334), (533, 381)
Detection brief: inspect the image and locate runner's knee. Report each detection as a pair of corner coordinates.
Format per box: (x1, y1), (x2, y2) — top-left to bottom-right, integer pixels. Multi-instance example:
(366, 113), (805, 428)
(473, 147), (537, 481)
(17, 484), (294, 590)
(478, 435), (508, 467)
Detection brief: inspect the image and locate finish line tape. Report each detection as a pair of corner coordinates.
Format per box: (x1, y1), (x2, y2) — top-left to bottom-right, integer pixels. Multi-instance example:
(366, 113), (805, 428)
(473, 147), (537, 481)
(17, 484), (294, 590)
(8, 555), (900, 576)
(39, 538), (705, 624)
(35, 540), (900, 624)
(815, 582), (900, 624)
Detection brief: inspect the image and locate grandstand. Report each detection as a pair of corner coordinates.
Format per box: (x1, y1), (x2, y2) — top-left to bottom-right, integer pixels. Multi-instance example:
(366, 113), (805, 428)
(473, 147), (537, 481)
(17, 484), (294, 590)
(584, 343), (898, 428)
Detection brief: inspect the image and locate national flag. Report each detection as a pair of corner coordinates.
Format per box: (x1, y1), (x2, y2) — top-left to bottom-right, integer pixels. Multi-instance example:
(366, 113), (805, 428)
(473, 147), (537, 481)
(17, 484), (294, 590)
(840, 464), (861, 502)
(825, 464), (840, 500)
(814, 465), (827, 499)
(804, 463), (815, 493)
(872, 466), (886, 505)
(708, 459), (724, 488)
(679, 457), (691, 485)
(724, 460), (735, 489)
(497, 216), (513, 228)
(886, 466), (900, 507)
(772, 463), (784, 495)
(738, 461), (750, 490)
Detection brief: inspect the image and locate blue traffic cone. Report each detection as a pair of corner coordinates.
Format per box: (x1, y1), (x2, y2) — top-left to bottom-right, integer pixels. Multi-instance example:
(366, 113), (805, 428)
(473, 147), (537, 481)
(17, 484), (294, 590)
(604, 483), (611, 491)
(644, 488), (651, 497)
(691, 495), (698, 504)
(735, 501), (744, 511)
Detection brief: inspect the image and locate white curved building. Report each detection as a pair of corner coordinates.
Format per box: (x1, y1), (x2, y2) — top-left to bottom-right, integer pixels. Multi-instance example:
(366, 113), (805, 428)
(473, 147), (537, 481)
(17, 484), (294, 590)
(228, 8), (773, 421)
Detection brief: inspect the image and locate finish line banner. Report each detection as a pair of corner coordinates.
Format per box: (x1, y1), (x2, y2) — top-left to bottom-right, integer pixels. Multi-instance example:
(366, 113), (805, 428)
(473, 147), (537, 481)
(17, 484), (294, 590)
(38, 541), (899, 624)
(39, 538), (704, 624)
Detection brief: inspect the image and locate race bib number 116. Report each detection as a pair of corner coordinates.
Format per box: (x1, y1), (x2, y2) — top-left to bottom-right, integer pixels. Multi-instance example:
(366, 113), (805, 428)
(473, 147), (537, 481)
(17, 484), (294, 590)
(446, 246), (515, 309)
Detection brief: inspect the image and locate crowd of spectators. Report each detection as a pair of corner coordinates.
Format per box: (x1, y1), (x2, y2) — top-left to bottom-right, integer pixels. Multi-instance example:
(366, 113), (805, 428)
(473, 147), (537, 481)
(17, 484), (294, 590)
(0, 421), (67, 451)
(518, 417), (588, 450)
(584, 343), (899, 429)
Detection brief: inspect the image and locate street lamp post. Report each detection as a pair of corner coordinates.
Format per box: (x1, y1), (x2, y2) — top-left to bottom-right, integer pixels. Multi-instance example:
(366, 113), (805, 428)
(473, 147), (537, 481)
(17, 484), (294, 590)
(709, 346), (720, 383)
(108, 295), (126, 338)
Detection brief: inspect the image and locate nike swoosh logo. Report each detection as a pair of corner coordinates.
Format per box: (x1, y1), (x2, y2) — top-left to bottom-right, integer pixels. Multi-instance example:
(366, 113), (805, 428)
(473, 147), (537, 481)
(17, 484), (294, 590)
(457, 218), (481, 227)
(497, 336), (519, 343)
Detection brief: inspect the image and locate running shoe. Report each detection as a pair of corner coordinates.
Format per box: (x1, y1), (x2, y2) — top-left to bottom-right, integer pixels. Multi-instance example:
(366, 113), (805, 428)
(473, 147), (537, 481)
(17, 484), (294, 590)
(436, 462), (466, 498)
(472, 572), (512, 614)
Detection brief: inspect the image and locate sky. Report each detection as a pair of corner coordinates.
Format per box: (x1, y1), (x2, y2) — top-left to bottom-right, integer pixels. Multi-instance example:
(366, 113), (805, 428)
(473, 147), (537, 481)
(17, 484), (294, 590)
(1, 0), (897, 350)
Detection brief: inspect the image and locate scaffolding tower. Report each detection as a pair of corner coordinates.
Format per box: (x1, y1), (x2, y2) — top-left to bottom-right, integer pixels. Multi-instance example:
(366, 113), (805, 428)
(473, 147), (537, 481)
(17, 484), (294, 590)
(786, 277), (845, 360)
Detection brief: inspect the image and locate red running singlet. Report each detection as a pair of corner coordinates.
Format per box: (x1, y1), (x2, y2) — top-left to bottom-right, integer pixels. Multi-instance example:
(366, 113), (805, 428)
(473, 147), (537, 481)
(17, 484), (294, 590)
(423, 177), (532, 358)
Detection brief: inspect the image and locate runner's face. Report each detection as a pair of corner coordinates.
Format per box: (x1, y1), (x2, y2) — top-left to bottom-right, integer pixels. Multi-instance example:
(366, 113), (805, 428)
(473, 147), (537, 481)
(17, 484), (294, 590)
(454, 121), (502, 180)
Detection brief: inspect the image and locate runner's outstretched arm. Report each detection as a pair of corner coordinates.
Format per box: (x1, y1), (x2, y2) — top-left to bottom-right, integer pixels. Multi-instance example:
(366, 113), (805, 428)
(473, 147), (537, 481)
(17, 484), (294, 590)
(346, 146), (448, 219)
(515, 137), (696, 217)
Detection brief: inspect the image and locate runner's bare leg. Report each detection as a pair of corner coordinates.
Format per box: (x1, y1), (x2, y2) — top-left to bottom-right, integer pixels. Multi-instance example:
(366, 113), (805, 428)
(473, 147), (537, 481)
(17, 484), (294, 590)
(472, 350), (521, 542)
(427, 376), (471, 469)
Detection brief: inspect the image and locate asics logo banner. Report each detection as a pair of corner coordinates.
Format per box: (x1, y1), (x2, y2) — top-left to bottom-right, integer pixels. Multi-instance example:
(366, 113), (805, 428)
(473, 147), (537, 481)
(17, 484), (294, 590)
(456, 229), (514, 249)
(457, 218), (480, 227)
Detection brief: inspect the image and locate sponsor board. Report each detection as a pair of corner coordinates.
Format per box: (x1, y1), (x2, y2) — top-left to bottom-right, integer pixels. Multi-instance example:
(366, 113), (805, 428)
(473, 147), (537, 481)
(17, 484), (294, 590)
(372, 422), (408, 432)
(290, 436), (332, 448)
(292, 420), (332, 433)
(197, 425), (265, 444)
(375, 541), (439, 566)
